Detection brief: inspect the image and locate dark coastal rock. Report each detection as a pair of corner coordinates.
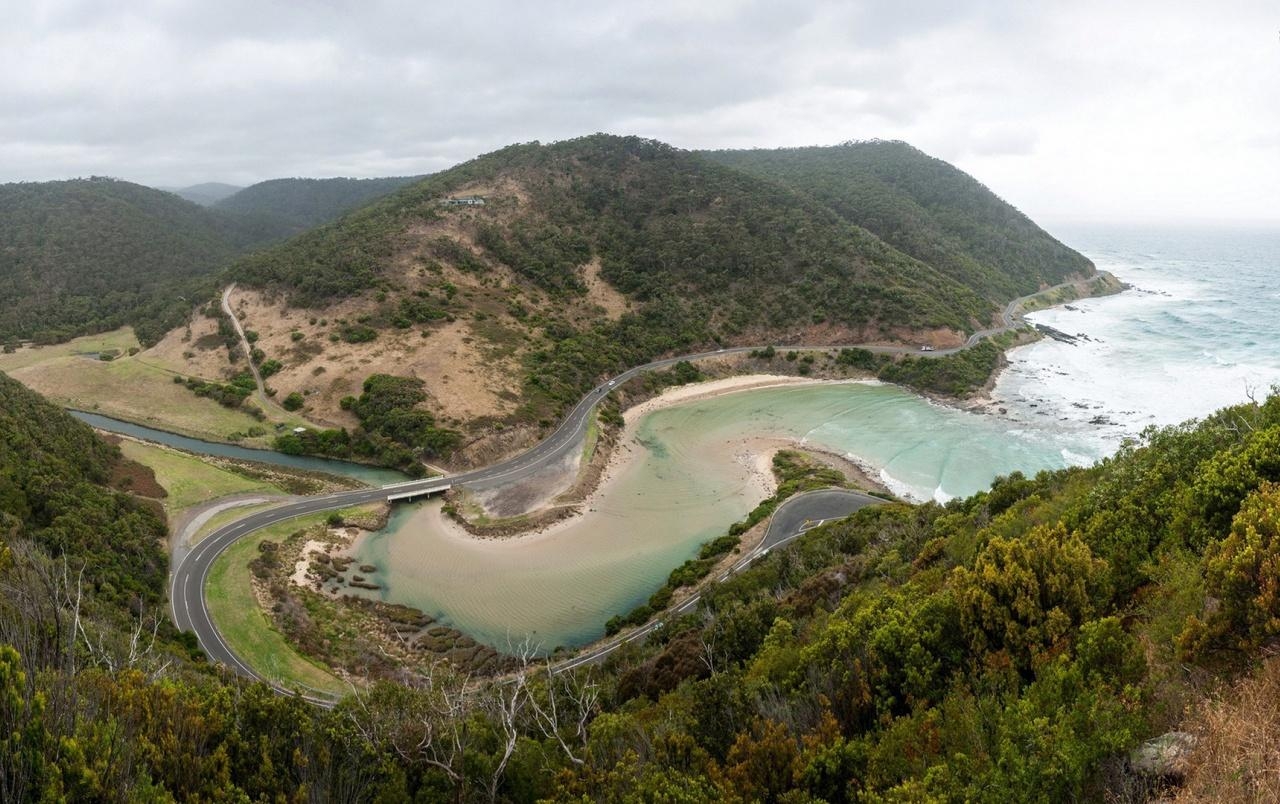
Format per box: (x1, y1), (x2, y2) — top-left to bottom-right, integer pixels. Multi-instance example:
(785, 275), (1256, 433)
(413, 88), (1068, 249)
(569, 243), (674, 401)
(1035, 323), (1079, 344)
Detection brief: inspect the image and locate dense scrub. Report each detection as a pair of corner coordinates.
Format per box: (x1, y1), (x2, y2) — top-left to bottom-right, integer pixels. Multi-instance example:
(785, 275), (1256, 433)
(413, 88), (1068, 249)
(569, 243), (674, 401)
(0, 373), (167, 608)
(272, 373), (460, 473)
(5, 368), (1280, 799)
(705, 140), (1095, 300)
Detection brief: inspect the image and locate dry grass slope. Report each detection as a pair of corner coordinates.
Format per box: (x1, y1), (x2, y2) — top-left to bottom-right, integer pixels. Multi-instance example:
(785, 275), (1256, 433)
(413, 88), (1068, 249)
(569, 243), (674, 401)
(1173, 656), (1280, 803)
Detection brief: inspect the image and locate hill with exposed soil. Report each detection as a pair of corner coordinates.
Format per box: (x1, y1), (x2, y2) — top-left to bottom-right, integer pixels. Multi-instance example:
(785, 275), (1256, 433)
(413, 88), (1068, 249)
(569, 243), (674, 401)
(150, 134), (1091, 461)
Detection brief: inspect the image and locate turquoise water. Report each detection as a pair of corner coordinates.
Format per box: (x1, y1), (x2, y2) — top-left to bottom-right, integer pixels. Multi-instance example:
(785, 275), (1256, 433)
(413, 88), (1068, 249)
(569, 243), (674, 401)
(668, 381), (1095, 503)
(72, 410), (407, 486)
(350, 224), (1280, 650)
(347, 379), (1097, 650)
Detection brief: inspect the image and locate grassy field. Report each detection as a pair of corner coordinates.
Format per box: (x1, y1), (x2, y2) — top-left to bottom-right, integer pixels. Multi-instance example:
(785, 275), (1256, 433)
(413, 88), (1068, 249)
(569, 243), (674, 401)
(205, 511), (357, 696)
(0, 328), (310, 446)
(118, 440), (281, 513)
(190, 501), (281, 545)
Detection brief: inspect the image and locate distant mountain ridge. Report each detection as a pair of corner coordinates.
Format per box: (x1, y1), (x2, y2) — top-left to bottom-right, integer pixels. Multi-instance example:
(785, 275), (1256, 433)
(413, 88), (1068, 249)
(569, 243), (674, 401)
(215, 175), (424, 235)
(161, 181), (244, 206)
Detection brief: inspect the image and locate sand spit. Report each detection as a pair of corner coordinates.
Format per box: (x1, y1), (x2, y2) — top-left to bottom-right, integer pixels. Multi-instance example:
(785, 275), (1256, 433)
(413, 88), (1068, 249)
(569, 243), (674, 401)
(442, 374), (889, 546)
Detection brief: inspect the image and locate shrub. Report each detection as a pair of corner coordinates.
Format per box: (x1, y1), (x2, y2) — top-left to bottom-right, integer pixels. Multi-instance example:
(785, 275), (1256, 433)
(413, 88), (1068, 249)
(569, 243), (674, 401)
(1182, 482), (1280, 655)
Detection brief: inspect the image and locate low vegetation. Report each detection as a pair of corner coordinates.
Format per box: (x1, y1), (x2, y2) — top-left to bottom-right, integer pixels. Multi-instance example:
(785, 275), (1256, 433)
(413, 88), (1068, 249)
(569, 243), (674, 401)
(7, 360), (1280, 798)
(116, 439), (281, 513)
(273, 373), (460, 473)
(0, 329), (288, 445)
(878, 335), (1013, 396)
(205, 513), (349, 695)
(605, 450), (848, 635)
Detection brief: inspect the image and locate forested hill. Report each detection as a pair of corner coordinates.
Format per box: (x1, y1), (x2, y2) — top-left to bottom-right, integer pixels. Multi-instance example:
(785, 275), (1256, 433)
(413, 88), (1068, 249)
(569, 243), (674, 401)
(0, 372), (167, 611)
(231, 135), (996, 335)
(215, 175), (423, 235)
(704, 141), (1094, 301)
(215, 134), (1097, 434)
(0, 177), (272, 345)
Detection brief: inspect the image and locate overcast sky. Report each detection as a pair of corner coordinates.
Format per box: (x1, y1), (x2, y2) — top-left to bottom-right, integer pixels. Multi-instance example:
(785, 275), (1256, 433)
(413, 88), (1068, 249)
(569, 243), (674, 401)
(3, 0), (1277, 224)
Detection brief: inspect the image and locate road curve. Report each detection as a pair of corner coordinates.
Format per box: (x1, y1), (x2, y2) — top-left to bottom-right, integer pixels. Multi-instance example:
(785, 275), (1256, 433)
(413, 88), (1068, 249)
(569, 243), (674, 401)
(550, 488), (886, 673)
(172, 276), (1103, 693)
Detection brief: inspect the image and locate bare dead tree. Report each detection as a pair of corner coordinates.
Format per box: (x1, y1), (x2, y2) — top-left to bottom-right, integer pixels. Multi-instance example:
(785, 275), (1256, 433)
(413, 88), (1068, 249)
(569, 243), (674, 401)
(699, 619), (722, 676)
(480, 641), (535, 802)
(527, 662), (600, 767)
(347, 661), (477, 800)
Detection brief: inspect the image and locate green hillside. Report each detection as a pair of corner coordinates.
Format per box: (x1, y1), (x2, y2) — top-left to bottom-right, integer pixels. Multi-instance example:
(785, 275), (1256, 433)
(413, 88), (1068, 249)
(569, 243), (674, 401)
(233, 135), (992, 329)
(3, 370), (1280, 799)
(215, 175), (423, 234)
(230, 135), (1088, 428)
(0, 373), (168, 610)
(0, 178), (265, 346)
(705, 140), (1094, 300)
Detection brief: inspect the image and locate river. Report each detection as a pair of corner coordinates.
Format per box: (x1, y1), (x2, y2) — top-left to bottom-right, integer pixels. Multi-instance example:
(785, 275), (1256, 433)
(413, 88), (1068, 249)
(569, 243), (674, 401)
(340, 223), (1280, 651)
(72, 410), (407, 486)
(343, 380), (1098, 651)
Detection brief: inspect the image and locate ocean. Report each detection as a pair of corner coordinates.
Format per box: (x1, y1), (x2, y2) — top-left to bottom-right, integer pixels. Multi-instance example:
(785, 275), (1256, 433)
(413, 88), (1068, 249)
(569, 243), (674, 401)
(995, 223), (1280, 455)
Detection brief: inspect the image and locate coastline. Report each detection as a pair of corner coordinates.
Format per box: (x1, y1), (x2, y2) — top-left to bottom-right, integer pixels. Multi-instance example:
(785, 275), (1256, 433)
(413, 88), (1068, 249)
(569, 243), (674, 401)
(944, 270), (1129, 417)
(443, 373), (894, 545)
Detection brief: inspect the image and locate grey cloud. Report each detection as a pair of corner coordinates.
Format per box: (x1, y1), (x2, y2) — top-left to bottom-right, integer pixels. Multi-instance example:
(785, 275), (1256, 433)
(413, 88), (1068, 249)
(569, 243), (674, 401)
(0, 0), (1276, 223)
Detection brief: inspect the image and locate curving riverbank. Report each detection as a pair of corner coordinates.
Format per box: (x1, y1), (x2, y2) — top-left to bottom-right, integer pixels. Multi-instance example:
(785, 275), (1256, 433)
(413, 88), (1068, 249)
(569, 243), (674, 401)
(173, 273), (1124, 690)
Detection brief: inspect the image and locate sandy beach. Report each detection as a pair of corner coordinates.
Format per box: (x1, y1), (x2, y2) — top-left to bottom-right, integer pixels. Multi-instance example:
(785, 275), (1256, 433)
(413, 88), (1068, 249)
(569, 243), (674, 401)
(369, 373), (882, 554)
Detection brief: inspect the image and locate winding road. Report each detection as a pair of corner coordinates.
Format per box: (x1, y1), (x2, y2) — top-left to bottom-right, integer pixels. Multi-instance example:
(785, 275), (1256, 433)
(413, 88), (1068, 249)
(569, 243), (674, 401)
(171, 274), (1110, 695)
(552, 488), (884, 672)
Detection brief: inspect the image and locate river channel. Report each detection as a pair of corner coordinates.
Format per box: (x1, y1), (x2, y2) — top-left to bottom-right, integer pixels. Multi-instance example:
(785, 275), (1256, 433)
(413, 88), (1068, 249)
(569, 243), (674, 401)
(82, 382), (1102, 652)
(342, 380), (1102, 651)
(72, 410), (407, 486)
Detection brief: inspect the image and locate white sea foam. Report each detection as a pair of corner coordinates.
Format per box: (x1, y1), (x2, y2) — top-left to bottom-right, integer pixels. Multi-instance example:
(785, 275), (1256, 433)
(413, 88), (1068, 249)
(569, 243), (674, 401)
(1060, 449), (1094, 467)
(878, 467), (926, 504)
(996, 225), (1280, 453)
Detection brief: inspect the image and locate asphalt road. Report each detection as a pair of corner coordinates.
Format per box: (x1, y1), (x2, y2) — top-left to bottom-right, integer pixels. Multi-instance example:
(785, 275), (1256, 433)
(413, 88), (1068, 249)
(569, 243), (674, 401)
(169, 344), (771, 692)
(551, 487), (885, 673)
(171, 275), (1100, 693)
(760, 488), (885, 550)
